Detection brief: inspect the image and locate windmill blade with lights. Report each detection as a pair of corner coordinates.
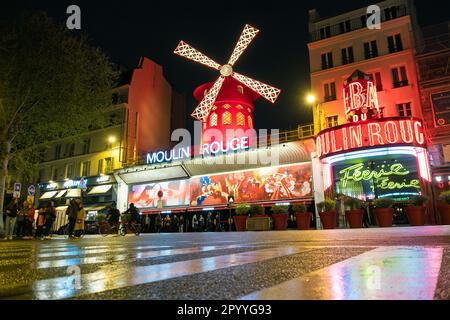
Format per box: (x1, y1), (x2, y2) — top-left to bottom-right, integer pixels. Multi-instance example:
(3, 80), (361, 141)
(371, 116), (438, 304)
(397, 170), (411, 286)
(174, 24), (281, 123)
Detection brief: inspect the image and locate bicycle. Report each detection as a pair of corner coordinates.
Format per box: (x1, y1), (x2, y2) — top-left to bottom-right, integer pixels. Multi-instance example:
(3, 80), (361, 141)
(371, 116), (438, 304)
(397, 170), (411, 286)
(98, 220), (125, 237)
(121, 220), (141, 236)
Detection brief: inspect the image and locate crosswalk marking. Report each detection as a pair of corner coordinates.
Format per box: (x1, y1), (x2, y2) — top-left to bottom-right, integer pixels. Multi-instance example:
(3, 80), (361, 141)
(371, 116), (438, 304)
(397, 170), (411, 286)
(30, 246), (310, 299)
(239, 246), (444, 300)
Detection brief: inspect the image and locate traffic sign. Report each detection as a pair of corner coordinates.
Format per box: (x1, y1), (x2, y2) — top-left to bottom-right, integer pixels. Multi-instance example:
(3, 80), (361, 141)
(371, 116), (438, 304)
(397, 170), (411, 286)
(28, 185), (36, 196)
(13, 182), (21, 198)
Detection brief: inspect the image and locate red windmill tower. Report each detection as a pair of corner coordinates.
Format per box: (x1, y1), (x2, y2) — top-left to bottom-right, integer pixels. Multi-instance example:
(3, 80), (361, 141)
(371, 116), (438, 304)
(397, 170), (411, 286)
(174, 24), (281, 151)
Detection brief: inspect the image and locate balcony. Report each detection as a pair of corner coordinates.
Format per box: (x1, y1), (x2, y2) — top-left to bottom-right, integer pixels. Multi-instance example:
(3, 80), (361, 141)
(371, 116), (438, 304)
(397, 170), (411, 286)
(310, 5), (407, 42)
(393, 80), (409, 88)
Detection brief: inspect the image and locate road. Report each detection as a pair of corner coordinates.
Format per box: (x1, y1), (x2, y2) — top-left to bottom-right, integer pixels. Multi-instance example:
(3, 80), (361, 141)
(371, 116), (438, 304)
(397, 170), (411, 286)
(0, 226), (449, 300)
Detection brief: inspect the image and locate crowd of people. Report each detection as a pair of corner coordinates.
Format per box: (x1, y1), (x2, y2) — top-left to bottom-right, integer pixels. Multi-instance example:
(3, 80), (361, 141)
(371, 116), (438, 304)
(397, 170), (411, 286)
(148, 212), (225, 233)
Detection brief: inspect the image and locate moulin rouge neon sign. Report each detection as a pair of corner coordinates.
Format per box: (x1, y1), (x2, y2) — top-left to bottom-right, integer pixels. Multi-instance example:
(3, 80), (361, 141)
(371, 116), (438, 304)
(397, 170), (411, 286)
(316, 118), (425, 158)
(343, 71), (380, 123)
(338, 162), (420, 190)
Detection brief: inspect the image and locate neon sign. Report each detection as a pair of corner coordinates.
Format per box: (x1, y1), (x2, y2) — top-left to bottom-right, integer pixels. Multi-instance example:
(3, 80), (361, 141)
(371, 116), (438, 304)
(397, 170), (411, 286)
(316, 118), (425, 159)
(343, 71), (380, 123)
(146, 147), (191, 165)
(339, 163), (420, 190)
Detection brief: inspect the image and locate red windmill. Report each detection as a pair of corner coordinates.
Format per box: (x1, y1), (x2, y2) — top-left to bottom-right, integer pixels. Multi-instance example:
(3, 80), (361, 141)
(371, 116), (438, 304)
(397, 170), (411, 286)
(174, 24), (281, 150)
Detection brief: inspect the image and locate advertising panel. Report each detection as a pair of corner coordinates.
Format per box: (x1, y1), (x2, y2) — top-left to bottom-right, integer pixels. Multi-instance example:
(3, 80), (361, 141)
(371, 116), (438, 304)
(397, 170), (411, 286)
(128, 180), (190, 209)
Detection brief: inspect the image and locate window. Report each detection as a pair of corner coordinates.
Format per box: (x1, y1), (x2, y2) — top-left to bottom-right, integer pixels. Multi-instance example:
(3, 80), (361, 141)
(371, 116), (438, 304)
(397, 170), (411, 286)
(248, 116), (253, 129)
(54, 144), (62, 160)
(65, 163), (74, 179)
(392, 66), (408, 88)
(326, 116), (339, 128)
(210, 112), (218, 127)
(397, 103), (412, 117)
(324, 82), (336, 101)
(368, 72), (383, 91)
(105, 157), (113, 173)
(236, 112), (245, 126)
(385, 6), (399, 21)
(339, 20), (351, 34)
(237, 85), (244, 94)
(378, 107), (385, 118)
(388, 34), (403, 53)
(223, 104), (231, 109)
(360, 14), (370, 28)
(98, 159), (104, 175)
(319, 26), (331, 39)
(81, 161), (90, 177)
(222, 111), (232, 125)
(321, 52), (333, 70)
(341, 47), (354, 65)
(65, 143), (75, 157)
(82, 138), (90, 154)
(364, 41), (378, 59)
(236, 104), (243, 110)
(51, 167), (59, 181)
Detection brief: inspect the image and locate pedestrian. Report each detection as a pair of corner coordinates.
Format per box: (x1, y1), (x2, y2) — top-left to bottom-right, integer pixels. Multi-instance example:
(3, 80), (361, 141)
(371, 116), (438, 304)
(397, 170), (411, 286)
(26, 202), (36, 238)
(172, 215), (179, 232)
(214, 212), (223, 232)
(164, 215), (171, 232)
(16, 201), (29, 238)
(66, 199), (78, 238)
(44, 201), (56, 239)
(199, 214), (205, 232)
(206, 212), (213, 232)
(179, 215), (184, 233)
(35, 207), (46, 240)
(192, 214), (198, 232)
(73, 199), (85, 238)
(3, 198), (19, 240)
(155, 213), (162, 233)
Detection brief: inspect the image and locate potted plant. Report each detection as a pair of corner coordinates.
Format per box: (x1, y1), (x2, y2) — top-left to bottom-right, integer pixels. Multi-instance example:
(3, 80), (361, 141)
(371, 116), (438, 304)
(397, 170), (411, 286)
(406, 195), (428, 226)
(249, 204), (266, 217)
(317, 198), (336, 229)
(438, 191), (450, 225)
(293, 203), (312, 230)
(234, 203), (250, 231)
(373, 198), (395, 227)
(271, 205), (289, 230)
(344, 197), (364, 228)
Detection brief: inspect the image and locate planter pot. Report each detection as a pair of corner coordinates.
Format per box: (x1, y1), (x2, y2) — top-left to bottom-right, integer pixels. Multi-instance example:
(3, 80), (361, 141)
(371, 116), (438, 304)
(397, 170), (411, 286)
(295, 212), (312, 230)
(345, 210), (363, 228)
(406, 206), (426, 226)
(272, 214), (288, 230)
(374, 208), (394, 227)
(233, 215), (248, 231)
(319, 211), (336, 229)
(438, 204), (450, 225)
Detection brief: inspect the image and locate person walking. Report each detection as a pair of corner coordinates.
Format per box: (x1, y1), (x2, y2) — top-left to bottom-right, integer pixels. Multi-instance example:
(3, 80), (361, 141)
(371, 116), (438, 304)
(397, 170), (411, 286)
(26, 202), (36, 239)
(155, 213), (162, 233)
(172, 215), (179, 232)
(73, 199), (85, 238)
(35, 207), (46, 240)
(192, 214), (198, 232)
(214, 212), (223, 232)
(179, 215), (184, 233)
(43, 201), (56, 239)
(4, 198), (19, 240)
(66, 199), (78, 238)
(16, 201), (29, 239)
(206, 212), (213, 232)
(199, 214), (205, 232)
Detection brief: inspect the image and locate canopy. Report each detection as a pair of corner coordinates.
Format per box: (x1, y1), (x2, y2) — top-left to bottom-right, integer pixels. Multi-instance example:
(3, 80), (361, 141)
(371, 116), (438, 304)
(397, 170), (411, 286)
(39, 191), (58, 200)
(88, 184), (113, 195)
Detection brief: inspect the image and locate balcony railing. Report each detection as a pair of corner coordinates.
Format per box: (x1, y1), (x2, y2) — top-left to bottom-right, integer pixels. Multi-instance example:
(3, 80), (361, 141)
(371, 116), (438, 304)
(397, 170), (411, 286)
(310, 5), (407, 42)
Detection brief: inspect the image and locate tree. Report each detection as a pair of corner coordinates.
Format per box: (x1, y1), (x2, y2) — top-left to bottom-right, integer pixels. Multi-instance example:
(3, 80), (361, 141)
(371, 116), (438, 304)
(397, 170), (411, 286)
(0, 12), (118, 228)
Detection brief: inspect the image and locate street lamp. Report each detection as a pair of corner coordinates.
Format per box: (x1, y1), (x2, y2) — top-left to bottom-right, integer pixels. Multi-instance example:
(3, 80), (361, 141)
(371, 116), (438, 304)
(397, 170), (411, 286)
(227, 195), (234, 232)
(305, 94), (321, 133)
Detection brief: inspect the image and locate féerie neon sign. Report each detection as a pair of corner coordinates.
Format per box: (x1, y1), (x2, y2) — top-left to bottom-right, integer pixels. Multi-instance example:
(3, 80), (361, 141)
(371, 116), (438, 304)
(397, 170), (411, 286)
(339, 162), (420, 190)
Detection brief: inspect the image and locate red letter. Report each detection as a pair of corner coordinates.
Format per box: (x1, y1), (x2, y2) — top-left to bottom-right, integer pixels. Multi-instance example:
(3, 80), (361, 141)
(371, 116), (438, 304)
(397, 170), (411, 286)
(384, 121), (399, 144)
(368, 123), (383, 146)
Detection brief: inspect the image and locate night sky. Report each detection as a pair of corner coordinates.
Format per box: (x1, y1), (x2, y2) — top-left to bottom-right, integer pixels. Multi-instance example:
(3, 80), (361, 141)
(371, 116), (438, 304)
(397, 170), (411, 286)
(2, 0), (448, 133)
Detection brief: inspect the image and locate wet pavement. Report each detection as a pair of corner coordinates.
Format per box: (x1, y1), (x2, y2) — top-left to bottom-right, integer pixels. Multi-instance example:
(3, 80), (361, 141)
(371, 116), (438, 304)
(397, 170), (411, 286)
(0, 226), (449, 300)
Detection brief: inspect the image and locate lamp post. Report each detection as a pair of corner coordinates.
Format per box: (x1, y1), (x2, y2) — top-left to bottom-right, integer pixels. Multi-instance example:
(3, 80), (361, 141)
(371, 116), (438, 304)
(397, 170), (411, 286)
(306, 94), (321, 134)
(227, 195), (234, 232)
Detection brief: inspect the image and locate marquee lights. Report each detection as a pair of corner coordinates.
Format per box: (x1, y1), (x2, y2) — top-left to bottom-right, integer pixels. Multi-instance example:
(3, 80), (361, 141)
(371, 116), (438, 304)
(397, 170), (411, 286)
(316, 118), (425, 159)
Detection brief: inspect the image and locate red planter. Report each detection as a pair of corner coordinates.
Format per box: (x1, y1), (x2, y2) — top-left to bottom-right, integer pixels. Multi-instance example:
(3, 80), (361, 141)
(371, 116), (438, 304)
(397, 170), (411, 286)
(438, 204), (450, 225)
(295, 212), (312, 230)
(374, 208), (394, 227)
(345, 210), (363, 228)
(233, 215), (248, 231)
(406, 206), (426, 226)
(319, 211), (336, 229)
(272, 214), (288, 230)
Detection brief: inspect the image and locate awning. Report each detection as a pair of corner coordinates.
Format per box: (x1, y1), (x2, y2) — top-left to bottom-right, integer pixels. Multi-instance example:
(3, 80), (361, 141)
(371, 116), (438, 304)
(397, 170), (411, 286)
(54, 190), (67, 198)
(142, 207), (188, 214)
(66, 189), (81, 198)
(88, 184), (112, 195)
(39, 191), (58, 200)
(55, 206), (68, 212)
(84, 205), (107, 213)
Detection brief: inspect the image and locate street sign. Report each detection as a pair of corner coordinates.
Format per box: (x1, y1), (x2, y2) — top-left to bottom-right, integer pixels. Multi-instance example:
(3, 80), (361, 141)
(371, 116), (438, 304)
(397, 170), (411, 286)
(79, 177), (87, 190)
(28, 185), (36, 196)
(13, 182), (21, 198)
(27, 195), (35, 205)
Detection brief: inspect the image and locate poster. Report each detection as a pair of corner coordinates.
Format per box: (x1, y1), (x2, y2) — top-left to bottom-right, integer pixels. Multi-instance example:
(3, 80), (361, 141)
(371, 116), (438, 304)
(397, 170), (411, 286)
(190, 163), (313, 206)
(128, 180), (190, 209)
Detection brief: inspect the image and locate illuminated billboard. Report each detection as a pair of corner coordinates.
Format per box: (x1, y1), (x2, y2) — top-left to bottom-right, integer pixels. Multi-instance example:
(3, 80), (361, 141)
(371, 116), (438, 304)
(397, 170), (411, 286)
(190, 163), (312, 206)
(128, 180), (190, 209)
